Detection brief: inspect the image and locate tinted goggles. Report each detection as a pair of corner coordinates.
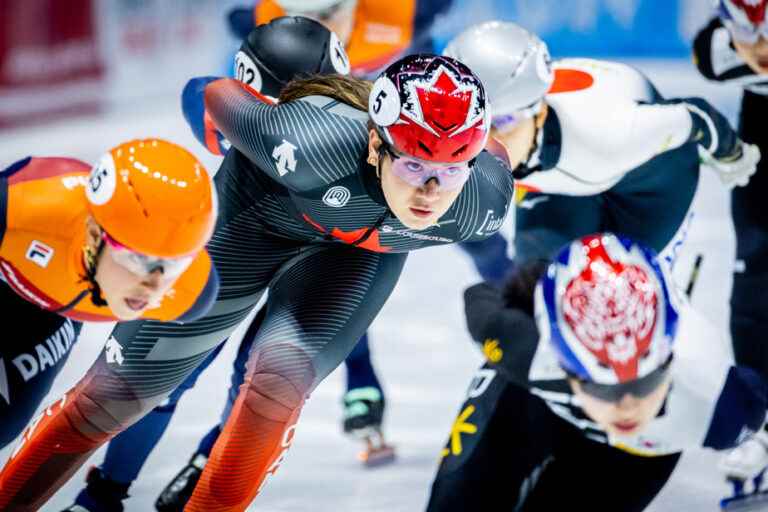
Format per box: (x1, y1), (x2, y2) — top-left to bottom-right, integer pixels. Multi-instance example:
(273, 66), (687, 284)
(102, 231), (194, 278)
(491, 101), (543, 133)
(382, 145), (471, 190)
(576, 356), (673, 403)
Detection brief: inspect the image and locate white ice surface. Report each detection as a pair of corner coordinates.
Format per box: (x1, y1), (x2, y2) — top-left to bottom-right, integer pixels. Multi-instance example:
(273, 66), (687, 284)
(0, 61), (750, 511)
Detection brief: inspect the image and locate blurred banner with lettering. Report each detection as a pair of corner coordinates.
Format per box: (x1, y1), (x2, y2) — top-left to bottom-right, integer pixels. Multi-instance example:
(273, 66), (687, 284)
(0, 0), (104, 128)
(431, 0), (714, 58)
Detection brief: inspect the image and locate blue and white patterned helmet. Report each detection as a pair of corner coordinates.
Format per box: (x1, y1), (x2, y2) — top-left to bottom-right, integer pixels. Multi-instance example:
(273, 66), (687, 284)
(535, 233), (679, 385)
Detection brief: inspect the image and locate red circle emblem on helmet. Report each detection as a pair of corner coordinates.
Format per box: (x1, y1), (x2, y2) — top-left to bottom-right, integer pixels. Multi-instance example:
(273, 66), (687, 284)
(369, 54), (490, 163)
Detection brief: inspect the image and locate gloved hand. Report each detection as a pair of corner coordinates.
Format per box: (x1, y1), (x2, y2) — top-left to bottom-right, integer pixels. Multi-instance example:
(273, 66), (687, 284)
(700, 141), (761, 189)
(720, 427), (768, 486)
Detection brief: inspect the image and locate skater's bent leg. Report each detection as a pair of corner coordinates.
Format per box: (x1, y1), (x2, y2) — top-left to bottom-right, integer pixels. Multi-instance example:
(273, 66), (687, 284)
(187, 247), (407, 511)
(99, 342), (226, 484)
(730, 160), (768, 380)
(217, 306), (266, 427)
(187, 306), (268, 462)
(0, 307), (254, 511)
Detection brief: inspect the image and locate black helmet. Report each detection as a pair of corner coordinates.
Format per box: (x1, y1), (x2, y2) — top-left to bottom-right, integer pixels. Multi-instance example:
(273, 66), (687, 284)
(234, 16), (351, 98)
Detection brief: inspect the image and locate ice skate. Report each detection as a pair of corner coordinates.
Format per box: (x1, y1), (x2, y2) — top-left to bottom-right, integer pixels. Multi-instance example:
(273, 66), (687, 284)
(62, 467), (129, 512)
(342, 387), (396, 467)
(154, 453), (208, 512)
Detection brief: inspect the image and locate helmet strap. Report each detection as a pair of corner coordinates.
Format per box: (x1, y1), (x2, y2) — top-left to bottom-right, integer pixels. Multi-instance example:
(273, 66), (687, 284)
(375, 143), (391, 181)
(81, 239), (108, 307)
(512, 108), (548, 180)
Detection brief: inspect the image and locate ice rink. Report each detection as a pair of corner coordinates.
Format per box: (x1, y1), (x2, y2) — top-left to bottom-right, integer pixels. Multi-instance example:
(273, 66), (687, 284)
(0, 61), (751, 511)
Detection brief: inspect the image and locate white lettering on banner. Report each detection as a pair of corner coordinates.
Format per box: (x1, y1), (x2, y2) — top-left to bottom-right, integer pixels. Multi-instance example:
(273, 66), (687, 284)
(7, 41), (99, 82)
(258, 423), (298, 493)
(272, 140), (298, 177)
(364, 23), (403, 45)
(514, 0), (639, 32)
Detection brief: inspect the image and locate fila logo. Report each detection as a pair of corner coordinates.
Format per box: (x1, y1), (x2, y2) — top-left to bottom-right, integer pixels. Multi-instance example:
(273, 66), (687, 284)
(322, 186), (351, 208)
(26, 241), (54, 268)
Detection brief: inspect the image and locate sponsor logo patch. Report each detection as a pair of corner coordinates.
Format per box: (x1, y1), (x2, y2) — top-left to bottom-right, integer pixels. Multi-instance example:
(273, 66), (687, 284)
(105, 336), (125, 366)
(272, 140), (299, 177)
(322, 186), (351, 208)
(26, 240), (54, 268)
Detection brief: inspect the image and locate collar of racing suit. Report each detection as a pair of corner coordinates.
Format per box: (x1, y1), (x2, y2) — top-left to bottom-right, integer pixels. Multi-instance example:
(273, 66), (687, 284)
(512, 106), (562, 180)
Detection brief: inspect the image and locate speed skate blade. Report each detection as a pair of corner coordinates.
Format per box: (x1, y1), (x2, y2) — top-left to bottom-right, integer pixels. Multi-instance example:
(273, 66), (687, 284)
(358, 444), (396, 468)
(721, 490), (768, 511)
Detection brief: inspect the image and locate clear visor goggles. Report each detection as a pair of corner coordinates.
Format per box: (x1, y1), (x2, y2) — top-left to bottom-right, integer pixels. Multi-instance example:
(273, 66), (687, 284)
(102, 231), (194, 278)
(574, 356), (673, 403)
(491, 101), (543, 134)
(383, 145), (472, 191)
(724, 18), (768, 44)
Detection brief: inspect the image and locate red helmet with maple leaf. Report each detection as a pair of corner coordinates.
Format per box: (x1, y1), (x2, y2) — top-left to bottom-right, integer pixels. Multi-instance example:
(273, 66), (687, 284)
(368, 54), (490, 164)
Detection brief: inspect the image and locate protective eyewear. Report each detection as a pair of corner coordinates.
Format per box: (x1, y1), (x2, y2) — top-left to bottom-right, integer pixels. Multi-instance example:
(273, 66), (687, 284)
(576, 356), (673, 403)
(383, 145), (471, 190)
(102, 231), (194, 278)
(491, 101), (542, 134)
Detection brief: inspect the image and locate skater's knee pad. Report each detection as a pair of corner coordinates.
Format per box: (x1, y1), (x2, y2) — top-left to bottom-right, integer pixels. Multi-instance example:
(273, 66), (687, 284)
(62, 390), (143, 442)
(241, 344), (315, 422)
(62, 371), (169, 441)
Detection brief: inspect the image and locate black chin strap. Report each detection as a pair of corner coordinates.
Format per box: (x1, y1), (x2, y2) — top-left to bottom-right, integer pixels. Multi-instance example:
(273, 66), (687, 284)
(512, 124), (544, 180)
(81, 240), (108, 307)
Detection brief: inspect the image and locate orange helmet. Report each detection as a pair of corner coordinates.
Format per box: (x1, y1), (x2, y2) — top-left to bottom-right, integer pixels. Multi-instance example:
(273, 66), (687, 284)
(86, 138), (217, 258)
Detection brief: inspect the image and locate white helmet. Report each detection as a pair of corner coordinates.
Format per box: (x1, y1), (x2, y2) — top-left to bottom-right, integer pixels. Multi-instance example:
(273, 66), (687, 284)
(276, 0), (353, 14)
(444, 21), (554, 125)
